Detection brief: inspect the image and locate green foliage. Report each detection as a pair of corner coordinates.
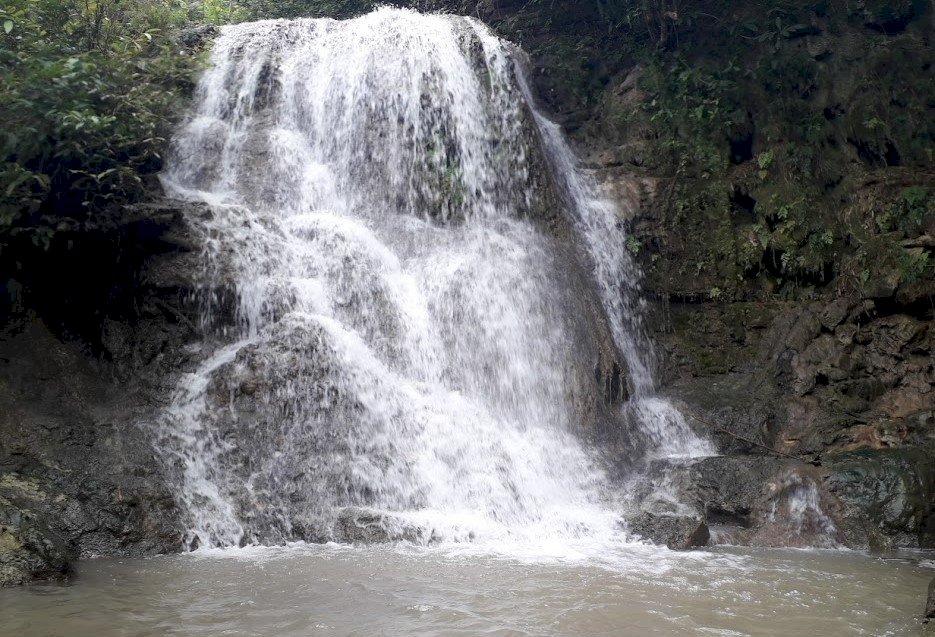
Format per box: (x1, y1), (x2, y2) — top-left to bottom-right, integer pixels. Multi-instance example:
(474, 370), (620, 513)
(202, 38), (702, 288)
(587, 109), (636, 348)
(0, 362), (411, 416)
(625, 236), (642, 256)
(237, 0), (375, 20)
(757, 150), (774, 171)
(741, 11), (809, 52)
(0, 0), (207, 245)
(853, 234), (932, 295)
(641, 59), (736, 178)
(203, 0), (251, 24)
(881, 186), (930, 232)
(900, 249), (930, 284)
(629, 0), (934, 301)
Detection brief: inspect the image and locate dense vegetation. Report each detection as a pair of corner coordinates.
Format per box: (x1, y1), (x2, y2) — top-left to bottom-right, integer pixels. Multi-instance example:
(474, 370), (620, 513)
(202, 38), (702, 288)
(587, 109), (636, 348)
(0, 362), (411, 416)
(455, 0), (933, 303)
(616, 1), (934, 303)
(0, 0), (213, 246)
(1, 0), (931, 309)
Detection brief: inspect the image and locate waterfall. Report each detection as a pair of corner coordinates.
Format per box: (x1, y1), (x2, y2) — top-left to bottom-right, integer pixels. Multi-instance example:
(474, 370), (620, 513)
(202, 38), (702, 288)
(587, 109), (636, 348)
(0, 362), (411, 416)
(512, 60), (714, 461)
(155, 7), (708, 550)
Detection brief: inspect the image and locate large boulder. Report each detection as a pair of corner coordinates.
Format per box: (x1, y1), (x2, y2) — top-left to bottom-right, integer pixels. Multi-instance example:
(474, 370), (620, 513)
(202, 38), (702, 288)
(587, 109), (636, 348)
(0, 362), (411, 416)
(627, 456), (845, 549)
(673, 456), (800, 527)
(825, 448), (935, 549)
(628, 511), (709, 550)
(332, 507), (438, 545)
(0, 498), (71, 586)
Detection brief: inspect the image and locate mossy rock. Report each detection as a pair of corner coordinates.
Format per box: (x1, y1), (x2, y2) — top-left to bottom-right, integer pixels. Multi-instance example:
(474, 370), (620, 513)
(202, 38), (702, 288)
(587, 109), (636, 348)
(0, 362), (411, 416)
(825, 447), (935, 548)
(0, 502), (72, 586)
(855, 0), (925, 32)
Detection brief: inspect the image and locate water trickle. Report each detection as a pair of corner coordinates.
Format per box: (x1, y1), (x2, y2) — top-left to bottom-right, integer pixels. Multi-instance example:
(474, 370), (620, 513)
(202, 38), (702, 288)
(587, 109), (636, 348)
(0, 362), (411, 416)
(155, 7), (708, 550)
(513, 56), (714, 460)
(754, 472), (842, 548)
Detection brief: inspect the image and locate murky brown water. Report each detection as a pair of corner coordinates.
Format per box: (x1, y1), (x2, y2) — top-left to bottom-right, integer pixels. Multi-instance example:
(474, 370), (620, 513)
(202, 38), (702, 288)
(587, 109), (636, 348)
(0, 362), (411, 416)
(1, 544), (932, 637)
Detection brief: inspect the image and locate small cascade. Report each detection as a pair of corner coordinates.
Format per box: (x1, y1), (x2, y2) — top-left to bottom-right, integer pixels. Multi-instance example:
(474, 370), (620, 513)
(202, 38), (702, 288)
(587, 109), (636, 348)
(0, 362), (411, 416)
(513, 59), (713, 460)
(751, 472), (842, 548)
(154, 7), (710, 550)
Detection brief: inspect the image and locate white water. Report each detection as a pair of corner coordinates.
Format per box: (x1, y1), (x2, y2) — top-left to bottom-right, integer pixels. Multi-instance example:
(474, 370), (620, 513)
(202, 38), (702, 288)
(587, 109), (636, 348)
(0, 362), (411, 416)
(759, 472), (841, 548)
(156, 7), (709, 551)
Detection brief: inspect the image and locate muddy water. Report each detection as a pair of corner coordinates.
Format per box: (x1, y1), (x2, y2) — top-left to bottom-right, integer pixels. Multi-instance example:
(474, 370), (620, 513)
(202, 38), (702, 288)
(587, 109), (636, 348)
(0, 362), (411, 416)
(1, 545), (931, 637)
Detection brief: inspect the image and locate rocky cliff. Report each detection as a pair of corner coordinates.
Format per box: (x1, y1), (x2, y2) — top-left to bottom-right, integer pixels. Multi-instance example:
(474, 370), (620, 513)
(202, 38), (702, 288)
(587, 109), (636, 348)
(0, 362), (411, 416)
(479, 0), (934, 550)
(0, 202), (205, 583)
(0, 0), (932, 584)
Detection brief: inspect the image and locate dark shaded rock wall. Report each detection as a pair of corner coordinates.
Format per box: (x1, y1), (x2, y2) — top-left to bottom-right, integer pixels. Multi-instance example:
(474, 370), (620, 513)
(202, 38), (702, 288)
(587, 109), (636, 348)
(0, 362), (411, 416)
(0, 201), (206, 584)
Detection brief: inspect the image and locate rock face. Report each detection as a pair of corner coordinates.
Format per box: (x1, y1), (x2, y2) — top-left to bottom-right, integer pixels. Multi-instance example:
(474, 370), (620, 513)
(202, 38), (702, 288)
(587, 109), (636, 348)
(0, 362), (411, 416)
(0, 199), (206, 585)
(663, 299), (933, 459)
(0, 501), (71, 586)
(628, 512), (709, 550)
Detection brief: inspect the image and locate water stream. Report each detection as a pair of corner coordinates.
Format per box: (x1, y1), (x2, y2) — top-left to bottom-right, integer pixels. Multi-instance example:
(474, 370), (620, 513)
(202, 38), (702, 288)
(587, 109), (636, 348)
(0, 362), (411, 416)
(1, 546), (932, 637)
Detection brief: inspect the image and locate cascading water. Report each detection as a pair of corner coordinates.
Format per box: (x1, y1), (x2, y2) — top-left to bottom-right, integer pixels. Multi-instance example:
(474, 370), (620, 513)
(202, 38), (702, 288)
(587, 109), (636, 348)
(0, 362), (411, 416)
(155, 7), (709, 551)
(513, 62), (714, 461)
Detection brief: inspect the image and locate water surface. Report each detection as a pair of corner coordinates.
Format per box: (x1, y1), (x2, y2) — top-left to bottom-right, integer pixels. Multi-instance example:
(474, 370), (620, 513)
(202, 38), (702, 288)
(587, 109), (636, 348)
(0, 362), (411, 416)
(2, 544), (931, 637)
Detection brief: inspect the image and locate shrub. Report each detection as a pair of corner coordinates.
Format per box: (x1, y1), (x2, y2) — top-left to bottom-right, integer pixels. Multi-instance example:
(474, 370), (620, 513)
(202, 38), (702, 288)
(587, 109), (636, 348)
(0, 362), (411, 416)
(0, 0), (203, 246)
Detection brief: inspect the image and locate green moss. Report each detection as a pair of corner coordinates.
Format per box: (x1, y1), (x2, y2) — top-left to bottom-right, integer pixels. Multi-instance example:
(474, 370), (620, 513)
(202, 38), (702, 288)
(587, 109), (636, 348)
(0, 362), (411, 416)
(0, 475), (46, 501)
(876, 186), (932, 233)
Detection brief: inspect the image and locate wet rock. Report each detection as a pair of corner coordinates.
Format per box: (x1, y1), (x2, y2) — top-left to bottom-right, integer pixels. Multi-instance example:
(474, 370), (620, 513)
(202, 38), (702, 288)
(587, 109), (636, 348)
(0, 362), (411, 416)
(926, 577), (935, 623)
(669, 374), (785, 454)
(630, 456), (846, 548)
(332, 507), (438, 545)
(676, 456), (799, 527)
(0, 501), (71, 586)
(629, 511), (709, 550)
(743, 471), (843, 549)
(0, 280), (192, 583)
(826, 448), (935, 549)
